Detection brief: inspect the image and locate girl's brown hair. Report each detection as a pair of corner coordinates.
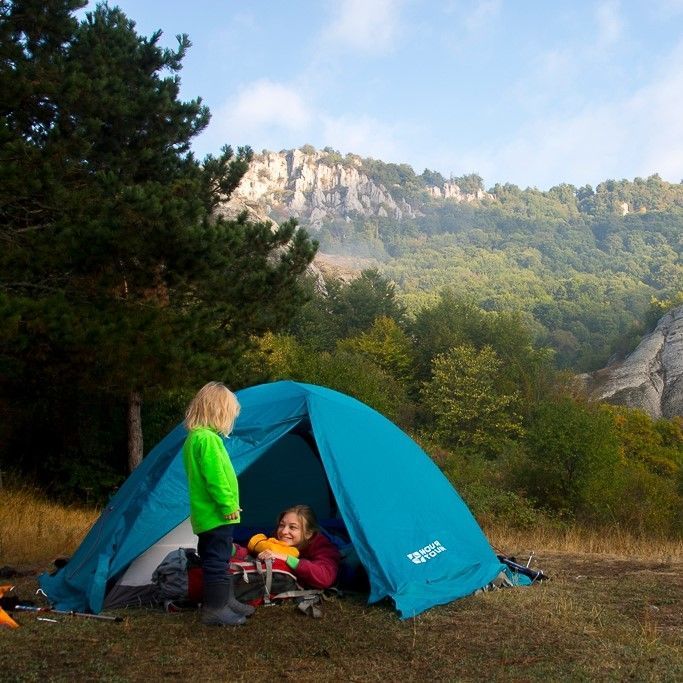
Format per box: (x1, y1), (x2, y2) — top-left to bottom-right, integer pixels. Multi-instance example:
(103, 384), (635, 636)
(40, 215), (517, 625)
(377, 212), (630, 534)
(184, 382), (240, 436)
(276, 504), (319, 548)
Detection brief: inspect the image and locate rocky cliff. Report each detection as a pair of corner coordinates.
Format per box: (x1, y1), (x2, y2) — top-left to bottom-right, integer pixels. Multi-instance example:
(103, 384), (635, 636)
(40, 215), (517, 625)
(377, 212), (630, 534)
(577, 305), (683, 418)
(223, 148), (483, 229)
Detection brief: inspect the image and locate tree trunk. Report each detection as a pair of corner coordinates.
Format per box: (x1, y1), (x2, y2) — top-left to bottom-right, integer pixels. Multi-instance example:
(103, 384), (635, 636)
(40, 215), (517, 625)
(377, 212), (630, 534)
(127, 390), (143, 472)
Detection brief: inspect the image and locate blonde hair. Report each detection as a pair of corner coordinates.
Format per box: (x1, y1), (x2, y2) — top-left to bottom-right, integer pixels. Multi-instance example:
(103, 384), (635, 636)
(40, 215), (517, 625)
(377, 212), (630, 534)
(276, 504), (319, 548)
(184, 382), (240, 436)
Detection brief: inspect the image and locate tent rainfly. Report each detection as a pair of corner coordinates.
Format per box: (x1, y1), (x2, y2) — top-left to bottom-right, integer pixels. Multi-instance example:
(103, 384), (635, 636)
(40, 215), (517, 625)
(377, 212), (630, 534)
(40, 381), (507, 618)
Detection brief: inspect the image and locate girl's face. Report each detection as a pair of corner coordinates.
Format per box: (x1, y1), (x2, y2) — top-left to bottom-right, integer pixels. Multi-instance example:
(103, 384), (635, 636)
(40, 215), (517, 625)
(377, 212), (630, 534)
(276, 512), (310, 548)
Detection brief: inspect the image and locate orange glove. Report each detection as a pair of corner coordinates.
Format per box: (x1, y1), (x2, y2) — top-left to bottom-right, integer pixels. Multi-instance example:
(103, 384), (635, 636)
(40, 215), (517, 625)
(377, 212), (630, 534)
(247, 533), (299, 558)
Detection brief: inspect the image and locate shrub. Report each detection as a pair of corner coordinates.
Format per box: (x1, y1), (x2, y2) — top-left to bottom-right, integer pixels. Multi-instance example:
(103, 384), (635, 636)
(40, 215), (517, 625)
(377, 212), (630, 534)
(607, 462), (682, 536)
(421, 344), (524, 457)
(443, 451), (541, 529)
(512, 397), (621, 519)
(252, 333), (413, 426)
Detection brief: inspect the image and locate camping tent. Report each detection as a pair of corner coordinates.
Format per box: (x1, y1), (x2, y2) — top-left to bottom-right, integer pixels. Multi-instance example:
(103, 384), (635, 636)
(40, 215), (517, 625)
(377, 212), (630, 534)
(40, 381), (506, 618)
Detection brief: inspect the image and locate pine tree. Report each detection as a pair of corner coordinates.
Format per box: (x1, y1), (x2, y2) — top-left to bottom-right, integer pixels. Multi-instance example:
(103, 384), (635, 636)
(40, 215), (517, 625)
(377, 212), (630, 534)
(0, 1), (317, 474)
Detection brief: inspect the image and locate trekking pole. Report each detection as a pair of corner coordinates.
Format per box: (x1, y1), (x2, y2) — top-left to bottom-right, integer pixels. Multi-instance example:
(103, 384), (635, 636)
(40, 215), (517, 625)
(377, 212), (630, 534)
(497, 555), (549, 583)
(12, 605), (123, 622)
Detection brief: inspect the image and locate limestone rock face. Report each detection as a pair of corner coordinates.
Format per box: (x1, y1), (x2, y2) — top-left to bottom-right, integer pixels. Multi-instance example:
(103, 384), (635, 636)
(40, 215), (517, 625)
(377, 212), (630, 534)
(222, 149), (484, 230)
(230, 149), (412, 227)
(577, 305), (683, 418)
(425, 182), (489, 202)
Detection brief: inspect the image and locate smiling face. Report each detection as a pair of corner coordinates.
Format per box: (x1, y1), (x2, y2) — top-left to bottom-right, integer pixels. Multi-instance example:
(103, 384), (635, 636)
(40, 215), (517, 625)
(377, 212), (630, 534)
(276, 512), (311, 548)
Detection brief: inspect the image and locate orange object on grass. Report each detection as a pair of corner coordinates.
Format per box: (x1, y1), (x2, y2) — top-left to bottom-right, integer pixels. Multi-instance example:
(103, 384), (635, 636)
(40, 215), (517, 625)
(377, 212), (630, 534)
(0, 585), (19, 629)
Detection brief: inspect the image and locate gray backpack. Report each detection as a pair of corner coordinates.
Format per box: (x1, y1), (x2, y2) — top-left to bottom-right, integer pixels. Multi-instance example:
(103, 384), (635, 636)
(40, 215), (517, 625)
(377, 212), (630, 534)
(151, 547), (201, 609)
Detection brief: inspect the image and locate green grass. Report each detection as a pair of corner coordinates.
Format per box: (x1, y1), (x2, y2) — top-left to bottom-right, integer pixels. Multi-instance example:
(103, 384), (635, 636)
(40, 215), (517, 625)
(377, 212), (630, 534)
(3, 552), (681, 682)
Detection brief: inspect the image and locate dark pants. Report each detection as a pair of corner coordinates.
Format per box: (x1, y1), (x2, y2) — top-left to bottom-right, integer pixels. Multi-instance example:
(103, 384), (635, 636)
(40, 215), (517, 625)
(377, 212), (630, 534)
(197, 524), (234, 585)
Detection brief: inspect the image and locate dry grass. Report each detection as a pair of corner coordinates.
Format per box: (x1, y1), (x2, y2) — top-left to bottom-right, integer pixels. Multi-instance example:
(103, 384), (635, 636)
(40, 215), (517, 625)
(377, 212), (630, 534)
(0, 489), (683, 682)
(3, 484), (680, 570)
(3, 552), (682, 682)
(0, 487), (97, 567)
(1, 489), (682, 681)
(488, 523), (683, 563)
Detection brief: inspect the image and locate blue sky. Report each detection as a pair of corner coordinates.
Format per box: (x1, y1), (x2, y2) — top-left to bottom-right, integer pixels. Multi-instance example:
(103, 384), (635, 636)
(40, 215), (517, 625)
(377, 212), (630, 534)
(91, 1), (683, 190)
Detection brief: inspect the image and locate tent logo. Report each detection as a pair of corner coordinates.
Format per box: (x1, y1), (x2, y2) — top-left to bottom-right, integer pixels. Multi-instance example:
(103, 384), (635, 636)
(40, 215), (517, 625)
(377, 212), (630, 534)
(407, 540), (446, 564)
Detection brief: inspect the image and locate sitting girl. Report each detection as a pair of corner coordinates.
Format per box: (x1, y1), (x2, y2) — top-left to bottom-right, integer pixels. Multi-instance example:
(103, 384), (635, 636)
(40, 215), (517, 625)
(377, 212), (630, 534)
(253, 505), (341, 590)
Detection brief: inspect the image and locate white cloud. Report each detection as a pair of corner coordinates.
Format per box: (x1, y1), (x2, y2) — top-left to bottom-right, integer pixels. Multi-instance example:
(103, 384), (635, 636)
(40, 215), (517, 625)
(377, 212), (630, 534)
(595, 0), (623, 48)
(464, 0), (502, 33)
(195, 79), (407, 163)
(322, 0), (403, 53)
(193, 80), (313, 155)
(631, 45), (683, 180)
(321, 114), (404, 161)
(227, 80), (312, 131)
(456, 39), (683, 189)
(460, 106), (629, 189)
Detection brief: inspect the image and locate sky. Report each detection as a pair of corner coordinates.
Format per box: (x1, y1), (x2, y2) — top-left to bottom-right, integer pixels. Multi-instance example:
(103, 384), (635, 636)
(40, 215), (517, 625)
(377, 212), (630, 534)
(86, 0), (683, 190)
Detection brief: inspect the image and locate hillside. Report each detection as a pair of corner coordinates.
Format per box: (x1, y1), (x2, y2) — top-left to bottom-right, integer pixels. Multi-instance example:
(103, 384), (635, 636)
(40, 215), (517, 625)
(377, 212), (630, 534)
(225, 147), (683, 370)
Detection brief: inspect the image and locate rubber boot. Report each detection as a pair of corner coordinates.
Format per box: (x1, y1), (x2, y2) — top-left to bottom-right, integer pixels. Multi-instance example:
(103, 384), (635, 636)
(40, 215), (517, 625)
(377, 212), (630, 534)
(201, 582), (246, 626)
(226, 577), (255, 617)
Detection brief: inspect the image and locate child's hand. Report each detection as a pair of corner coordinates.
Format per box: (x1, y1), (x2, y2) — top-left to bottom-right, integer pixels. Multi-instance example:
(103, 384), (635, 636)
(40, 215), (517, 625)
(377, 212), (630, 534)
(258, 549), (288, 562)
(224, 508), (242, 521)
(247, 534), (299, 558)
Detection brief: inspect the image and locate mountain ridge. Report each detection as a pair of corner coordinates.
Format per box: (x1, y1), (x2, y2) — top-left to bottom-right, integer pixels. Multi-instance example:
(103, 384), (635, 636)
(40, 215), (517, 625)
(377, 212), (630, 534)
(220, 146), (683, 375)
(224, 147), (490, 230)
(223, 146), (683, 232)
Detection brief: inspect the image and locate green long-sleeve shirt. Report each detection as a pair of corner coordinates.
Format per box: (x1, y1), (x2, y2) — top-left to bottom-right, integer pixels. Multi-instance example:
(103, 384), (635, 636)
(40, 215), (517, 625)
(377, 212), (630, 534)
(182, 427), (240, 534)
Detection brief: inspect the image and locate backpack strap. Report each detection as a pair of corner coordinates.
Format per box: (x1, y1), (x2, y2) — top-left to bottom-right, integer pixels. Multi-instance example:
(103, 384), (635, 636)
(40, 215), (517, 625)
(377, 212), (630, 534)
(270, 587), (338, 618)
(253, 557), (274, 605)
(229, 561), (251, 583)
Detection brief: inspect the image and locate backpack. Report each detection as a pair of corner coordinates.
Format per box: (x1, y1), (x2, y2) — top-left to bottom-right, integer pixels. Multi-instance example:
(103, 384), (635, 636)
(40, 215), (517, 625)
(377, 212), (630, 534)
(152, 548), (331, 616)
(187, 557), (327, 616)
(230, 558), (305, 604)
(151, 547), (202, 610)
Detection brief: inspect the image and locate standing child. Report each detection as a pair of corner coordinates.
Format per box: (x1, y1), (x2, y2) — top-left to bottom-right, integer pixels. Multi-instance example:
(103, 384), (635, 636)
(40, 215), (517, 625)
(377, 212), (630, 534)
(182, 381), (254, 626)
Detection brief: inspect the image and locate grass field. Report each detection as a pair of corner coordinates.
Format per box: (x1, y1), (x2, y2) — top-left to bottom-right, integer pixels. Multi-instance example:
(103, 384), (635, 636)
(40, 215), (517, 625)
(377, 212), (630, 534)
(2, 488), (682, 681)
(3, 553), (682, 682)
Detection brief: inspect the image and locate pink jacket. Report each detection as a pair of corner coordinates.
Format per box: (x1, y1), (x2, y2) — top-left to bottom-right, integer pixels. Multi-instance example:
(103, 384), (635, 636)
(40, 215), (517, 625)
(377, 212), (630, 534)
(294, 532), (341, 589)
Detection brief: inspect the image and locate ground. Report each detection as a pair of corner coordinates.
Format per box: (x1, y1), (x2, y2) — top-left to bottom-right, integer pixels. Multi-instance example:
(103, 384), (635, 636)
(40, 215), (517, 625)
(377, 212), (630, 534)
(2, 552), (681, 682)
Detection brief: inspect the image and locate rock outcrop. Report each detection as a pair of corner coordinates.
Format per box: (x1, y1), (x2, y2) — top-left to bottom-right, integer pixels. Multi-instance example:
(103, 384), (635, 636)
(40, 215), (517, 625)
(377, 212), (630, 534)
(577, 305), (683, 418)
(222, 148), (484, 230)
(231, 149), (413, 227)
(425, 182), (488, 203)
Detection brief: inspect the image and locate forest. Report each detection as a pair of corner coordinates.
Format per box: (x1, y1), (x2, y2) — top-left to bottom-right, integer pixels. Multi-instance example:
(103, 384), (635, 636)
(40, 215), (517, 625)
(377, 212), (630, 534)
(1, 1), (681, 543)
(314, 159), (683, 370)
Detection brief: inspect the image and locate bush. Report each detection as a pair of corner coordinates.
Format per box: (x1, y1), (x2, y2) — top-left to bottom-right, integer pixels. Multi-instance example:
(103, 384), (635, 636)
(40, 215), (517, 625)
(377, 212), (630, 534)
(443, 451), (541, 529)
(252, 333), (413, 426)
(512, 397), (621, 519)
(510, 398), (683, 536)
(421, 344), (524, 457)
(607, 462), (682, 537)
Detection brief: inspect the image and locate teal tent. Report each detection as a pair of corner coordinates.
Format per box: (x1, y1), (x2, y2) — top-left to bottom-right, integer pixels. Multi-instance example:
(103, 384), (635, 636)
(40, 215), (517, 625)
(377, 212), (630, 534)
(40, 381), (506, 618)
